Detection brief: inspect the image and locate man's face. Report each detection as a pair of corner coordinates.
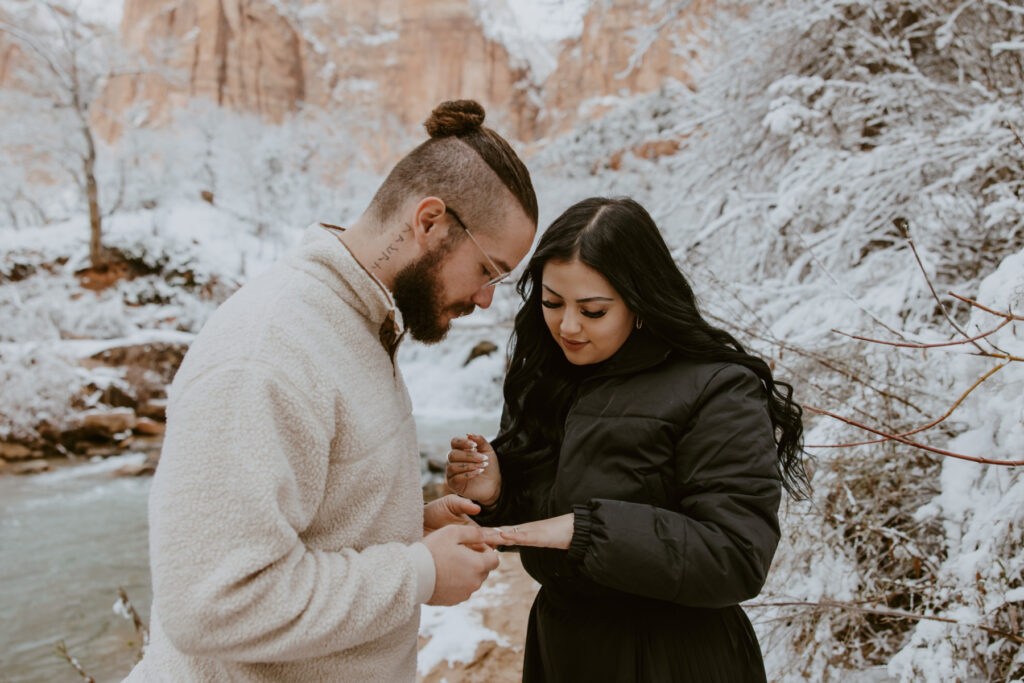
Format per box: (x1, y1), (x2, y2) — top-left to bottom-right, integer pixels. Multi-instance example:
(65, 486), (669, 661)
(393, 244), (466, 343)
(394, 206), (535, 343)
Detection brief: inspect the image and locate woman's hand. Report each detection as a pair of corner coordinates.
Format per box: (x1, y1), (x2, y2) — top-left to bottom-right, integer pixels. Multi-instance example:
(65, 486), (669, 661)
(445, 434), (502, 507)
(494, 513), (574, 550)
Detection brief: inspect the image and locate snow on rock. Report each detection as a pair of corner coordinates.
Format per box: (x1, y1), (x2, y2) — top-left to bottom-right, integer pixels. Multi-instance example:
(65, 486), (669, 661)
(472, 0), (590, 84)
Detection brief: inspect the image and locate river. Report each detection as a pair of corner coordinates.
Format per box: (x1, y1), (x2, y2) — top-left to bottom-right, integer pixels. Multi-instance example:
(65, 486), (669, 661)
(0, 413), (498, 683)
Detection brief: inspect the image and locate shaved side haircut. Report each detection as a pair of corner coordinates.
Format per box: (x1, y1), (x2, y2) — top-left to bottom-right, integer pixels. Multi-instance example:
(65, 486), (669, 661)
(369, 100), (538, 235)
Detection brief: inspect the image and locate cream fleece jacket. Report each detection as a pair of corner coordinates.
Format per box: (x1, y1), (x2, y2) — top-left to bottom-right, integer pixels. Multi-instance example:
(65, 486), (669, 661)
(125, 224), (436, 682)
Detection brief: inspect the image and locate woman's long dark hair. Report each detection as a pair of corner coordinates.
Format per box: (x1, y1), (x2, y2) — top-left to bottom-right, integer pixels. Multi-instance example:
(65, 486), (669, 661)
(493, 197), (810, 499)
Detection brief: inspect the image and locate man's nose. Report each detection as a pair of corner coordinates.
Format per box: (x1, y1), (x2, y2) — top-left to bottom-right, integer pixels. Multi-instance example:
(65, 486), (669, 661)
(471, 285), (495, 309)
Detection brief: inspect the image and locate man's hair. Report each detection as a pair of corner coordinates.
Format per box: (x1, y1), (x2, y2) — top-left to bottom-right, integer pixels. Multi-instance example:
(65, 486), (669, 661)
(368, 100), (538, 232)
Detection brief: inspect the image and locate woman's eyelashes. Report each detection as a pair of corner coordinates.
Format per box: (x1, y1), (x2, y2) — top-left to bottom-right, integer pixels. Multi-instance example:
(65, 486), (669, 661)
(541, 300), (607, 318)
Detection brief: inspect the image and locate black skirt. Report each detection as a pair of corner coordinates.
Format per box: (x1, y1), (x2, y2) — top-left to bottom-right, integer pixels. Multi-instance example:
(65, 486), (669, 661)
(522, 587), (767, 682)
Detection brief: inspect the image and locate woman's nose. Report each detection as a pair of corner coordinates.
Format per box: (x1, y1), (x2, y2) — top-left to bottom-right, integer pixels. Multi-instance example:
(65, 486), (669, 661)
(560, 310), (582, 335)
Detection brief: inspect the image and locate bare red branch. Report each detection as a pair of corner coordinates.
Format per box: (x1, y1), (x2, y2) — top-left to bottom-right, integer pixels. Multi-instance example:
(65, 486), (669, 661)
(948, 292), (1024, 322)
(805, 405), (1024, 466)
(895, 218), (985, 352)
(831, 318), (1010, 349)
(807, 362), (1009, 448)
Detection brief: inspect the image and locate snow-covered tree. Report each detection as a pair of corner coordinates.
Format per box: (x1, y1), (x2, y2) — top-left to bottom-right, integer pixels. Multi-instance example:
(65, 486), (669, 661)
(0, 0), (151, 266)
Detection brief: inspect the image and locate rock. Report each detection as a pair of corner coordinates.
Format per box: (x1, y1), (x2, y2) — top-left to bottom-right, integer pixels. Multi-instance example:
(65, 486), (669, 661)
(115, 461), (157, 477)
(12, 459), (51, 475)
(84, 445), (127, 459)
(422, 480), (447, 503)
(133, 417), (165, 436)
(463, 340), (499, 367)
(542, 0), (708, 137)
(99, 382), (138, 409)
(137, 398), (168, 422)
(0, 442), (37, 461)
(76, 408), (137, 437)
(87, 343), (187, 385)
(426, 455), (447, 474)
(114, 449), (159, 477)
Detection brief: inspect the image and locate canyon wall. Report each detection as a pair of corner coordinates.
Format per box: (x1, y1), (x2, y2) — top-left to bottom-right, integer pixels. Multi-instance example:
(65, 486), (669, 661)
(112, 0), (709, 148)
(113, 0), (536, 143)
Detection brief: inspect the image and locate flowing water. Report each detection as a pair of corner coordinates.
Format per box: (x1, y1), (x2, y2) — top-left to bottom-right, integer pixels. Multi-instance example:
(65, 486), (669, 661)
(0, 413), (498, 683)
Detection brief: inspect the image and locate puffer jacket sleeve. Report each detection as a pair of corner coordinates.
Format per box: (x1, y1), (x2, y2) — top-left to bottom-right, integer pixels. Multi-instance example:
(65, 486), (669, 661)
(149, 362), (426, 662)
(567, 364), (782, 608)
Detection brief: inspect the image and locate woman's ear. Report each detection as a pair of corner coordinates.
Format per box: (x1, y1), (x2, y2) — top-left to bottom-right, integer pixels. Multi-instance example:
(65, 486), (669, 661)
(410, 197), (449, 249)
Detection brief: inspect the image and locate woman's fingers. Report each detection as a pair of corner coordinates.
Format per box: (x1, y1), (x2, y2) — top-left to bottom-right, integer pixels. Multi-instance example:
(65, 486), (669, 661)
(450, 435), (483, 451)
(491, 515), (572, 550)
(496, 525), (533, 546)
(446, 450), (486, 465)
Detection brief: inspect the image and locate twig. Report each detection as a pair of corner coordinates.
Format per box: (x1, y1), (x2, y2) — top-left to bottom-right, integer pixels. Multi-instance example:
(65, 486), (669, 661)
(832, 318), (1010, 349)
(54, 641), (96, 683)
(116, 586), (150, 649)
(893, 217), (985, 353)
(745, 599), (1024, 645)
(805, 405), (1024, 465)
(808, 362), (1008, 448)
(949, 292), (1024, 322)
(705, 310), (925, 416)
(1009, 121), (1024, 151)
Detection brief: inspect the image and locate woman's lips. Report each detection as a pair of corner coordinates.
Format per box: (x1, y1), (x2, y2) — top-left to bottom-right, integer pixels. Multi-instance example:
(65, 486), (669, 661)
(561, 336), (588, 350)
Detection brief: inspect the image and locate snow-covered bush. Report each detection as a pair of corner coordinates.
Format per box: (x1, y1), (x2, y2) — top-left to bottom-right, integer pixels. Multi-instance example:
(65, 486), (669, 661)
(529, 0), (1024, 679)
(0, 345), (85, 442)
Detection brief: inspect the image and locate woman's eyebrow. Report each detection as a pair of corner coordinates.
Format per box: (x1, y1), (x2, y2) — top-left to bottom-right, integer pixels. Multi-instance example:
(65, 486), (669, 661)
(542, 284), (613, 303)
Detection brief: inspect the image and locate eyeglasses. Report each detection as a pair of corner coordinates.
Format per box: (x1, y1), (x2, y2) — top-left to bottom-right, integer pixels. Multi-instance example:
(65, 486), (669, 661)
(445, 206), (512, 288)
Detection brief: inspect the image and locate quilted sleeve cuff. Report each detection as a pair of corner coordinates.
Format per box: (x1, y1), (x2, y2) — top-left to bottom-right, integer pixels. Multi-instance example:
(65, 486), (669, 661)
(567, 503), (593, 563)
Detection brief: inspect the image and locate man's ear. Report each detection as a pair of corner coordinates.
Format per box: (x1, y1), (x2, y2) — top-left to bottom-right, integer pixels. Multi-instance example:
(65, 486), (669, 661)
(410, 197), (449, 249)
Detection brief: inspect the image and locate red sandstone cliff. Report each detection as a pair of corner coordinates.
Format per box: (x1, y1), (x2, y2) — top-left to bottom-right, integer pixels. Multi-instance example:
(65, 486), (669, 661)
(111, 0), (709, 147)
(114, 0), (537, 140)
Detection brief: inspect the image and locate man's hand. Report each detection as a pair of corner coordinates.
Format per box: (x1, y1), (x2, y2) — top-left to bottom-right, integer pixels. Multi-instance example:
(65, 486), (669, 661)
(423, 494), (480, 535)
(493, 513), (574, 550)
(422, 525), (501, 606)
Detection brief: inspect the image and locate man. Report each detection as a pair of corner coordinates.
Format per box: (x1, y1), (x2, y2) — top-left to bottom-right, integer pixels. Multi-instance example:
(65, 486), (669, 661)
(126, 100), (538, 681)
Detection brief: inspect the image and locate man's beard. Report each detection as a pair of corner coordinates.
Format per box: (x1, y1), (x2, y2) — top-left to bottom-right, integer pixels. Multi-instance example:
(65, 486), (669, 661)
(393, 248), (474, 343)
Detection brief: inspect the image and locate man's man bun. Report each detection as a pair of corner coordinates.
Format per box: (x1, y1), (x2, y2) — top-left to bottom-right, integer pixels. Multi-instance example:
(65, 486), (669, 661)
(424, 100), (486, 138)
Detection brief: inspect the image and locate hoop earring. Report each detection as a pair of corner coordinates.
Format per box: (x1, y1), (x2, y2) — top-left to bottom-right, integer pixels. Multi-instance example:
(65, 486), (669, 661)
(635, 317), (643, 330)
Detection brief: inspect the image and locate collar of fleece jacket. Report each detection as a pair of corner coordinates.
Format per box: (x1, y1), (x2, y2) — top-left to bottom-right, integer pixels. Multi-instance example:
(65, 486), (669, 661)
(302, 223), (406, 360)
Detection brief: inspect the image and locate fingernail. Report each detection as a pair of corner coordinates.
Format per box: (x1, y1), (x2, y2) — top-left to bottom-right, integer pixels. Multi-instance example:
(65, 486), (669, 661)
(477, 468), (484, 475)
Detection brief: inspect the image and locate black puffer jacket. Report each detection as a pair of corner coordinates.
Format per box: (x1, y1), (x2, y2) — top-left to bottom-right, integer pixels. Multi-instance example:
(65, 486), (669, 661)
(477, 330), (782, 611)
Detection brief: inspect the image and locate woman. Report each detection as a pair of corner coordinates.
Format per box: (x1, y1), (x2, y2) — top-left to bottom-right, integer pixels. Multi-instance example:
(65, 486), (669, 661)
(446, 197), (809, 682)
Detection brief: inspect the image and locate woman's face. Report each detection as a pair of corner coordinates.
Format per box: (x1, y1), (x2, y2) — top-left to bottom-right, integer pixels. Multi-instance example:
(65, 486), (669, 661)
(540, 258), (635, 365)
